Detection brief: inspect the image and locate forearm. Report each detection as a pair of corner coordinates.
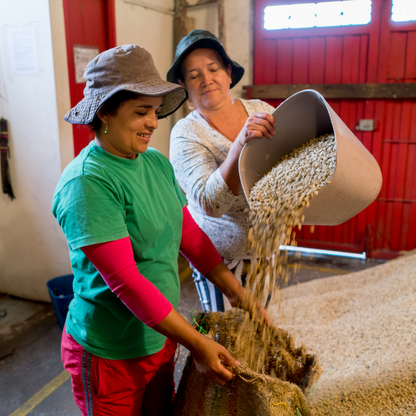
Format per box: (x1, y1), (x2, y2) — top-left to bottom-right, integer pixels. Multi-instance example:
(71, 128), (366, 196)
(81, 237), (172, 327)
(220, 110), (276, 195)
(180, 206), (223, 276)
(200, 169), (239, 216)
(180, 207), (244, 306)
(170, 136), (237, 217)
(155, 306), (241, 386)
(205, 262), (271, 326)
(153, 308), (205, 353)
(205, 262), (245, 307)
(219, 140), (244, 195)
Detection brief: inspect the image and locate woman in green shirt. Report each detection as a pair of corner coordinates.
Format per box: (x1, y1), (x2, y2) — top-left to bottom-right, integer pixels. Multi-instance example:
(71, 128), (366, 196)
(53, 45), (268, 416)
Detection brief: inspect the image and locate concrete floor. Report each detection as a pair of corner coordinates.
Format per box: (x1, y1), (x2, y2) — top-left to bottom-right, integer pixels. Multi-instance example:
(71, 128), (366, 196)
(0, 254), (384, 416)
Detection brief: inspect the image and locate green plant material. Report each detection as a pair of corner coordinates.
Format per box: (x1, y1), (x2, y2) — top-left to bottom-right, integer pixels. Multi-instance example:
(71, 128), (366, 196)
(190, 310), (208, 334)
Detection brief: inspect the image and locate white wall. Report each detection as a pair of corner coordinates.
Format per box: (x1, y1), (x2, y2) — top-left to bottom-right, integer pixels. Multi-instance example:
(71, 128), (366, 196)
(0, 0), (255, 301)
(186, 0), (254, 100)
(116, 0), (176, 157)
(49, 0), (74, 170)
(0, 0), (73, 301)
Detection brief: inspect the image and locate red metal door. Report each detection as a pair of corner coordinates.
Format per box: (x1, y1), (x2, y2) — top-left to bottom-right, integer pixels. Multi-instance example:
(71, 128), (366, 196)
(253, 0), (416, 258)
(372, 0), (416, 257)
(63, 0), (116, 156)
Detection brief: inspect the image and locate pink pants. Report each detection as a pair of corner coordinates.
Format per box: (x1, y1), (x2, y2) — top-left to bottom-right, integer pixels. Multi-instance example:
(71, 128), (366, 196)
(61, 328), (177, 416)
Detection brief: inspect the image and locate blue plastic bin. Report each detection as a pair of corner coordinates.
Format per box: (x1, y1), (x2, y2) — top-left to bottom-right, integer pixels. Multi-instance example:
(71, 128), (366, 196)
(46, 274), (74, 330)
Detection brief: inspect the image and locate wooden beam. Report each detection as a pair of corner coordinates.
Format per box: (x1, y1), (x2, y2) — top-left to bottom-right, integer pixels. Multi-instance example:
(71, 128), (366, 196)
(177, 0), (187, 40)
(185, 0), (217, 8)
(217, 0), (226, 47)
(242, 83), (416, 99)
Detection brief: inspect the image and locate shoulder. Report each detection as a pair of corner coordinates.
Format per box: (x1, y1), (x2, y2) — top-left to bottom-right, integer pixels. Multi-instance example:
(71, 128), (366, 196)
(143, 147), (168, 164)
(143, 148), (175, 175)
(171, 112), (208, 142)
(53, 145), (91, 196)
(239, 98), (275, 115)
(53, 144), (113, 199)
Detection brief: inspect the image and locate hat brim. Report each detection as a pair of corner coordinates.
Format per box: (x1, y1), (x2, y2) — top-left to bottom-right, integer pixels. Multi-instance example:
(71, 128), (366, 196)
(167, 38), (245, 89)
(64, 79), (187, 125)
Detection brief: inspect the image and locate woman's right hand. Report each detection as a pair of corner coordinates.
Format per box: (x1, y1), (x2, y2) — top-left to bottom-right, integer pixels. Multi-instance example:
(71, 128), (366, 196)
(220, 112), (276, 195)
(234, 112), (276, 151)
(153, 308), (240, 386)
(189, 335), (241, 386)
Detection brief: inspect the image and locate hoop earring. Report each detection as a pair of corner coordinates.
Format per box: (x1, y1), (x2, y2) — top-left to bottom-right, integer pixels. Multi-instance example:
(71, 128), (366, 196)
(104, 124), (108, 134)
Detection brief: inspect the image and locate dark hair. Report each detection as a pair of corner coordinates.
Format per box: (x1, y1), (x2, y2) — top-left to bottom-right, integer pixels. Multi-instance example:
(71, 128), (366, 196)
(87, 90), (141, 133)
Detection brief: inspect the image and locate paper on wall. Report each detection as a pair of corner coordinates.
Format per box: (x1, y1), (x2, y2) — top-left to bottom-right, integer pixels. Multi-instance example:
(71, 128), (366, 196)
(7, 24), (39, 75)
(73, 45), (99, 84)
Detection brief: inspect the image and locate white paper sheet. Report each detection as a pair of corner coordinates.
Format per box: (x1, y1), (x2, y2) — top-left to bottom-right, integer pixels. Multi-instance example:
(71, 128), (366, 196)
(73, 45), (99, 83)
(7, 24), (39, 75)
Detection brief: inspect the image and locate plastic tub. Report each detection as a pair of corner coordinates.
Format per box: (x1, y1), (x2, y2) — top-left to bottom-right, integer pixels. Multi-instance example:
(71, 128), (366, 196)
(238, 89), (382, 225)
(46, 274), (74, 330)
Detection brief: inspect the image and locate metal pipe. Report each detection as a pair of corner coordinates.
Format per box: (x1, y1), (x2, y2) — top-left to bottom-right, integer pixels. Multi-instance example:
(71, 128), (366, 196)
(280, 245), (367, 260)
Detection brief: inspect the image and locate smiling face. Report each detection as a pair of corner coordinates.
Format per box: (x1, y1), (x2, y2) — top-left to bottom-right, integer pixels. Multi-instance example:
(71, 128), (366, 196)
(96, 95), (163, 158)
(180, 48), (232, 112)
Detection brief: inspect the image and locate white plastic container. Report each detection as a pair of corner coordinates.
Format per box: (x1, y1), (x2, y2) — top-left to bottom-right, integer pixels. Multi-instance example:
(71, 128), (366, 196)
(238, 90), (382, 225)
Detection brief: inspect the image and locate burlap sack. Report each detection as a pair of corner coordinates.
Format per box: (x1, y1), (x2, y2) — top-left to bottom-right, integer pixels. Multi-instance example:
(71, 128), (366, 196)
(173, 309), (321, 416)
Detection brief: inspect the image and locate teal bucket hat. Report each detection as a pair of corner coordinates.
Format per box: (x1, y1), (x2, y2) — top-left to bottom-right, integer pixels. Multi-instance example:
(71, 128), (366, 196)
(167, 29), (245, 88)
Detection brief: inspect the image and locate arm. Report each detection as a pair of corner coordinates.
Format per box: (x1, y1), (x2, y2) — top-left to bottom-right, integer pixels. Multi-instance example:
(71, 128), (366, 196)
(81, 237), (172, 327)
(180, 206), (241, 301)
(219, 112), (276, 195)
(170, 125), (239, 218)
(180, 206), (270, 325)
(170, 112), (275, 217)
(81, 236), (240, 385)
(153, 308), (240, 385)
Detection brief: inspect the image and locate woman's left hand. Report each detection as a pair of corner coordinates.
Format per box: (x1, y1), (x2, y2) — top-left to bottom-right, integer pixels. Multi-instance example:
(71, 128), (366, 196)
(227, 286), (271, 327)
(205, 262), (271, 326)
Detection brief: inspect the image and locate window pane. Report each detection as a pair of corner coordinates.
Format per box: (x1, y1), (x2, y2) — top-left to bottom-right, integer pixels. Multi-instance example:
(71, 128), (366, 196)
(391, 0), (416, 22)
(264, 0), (372, 30)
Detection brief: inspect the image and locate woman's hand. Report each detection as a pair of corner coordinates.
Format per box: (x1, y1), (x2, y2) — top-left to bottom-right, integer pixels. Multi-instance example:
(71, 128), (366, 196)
(227, 286), (271, 327)
(220, 112), (276, 194)
(153, 308), (240, 385)
(189, 336), (240, 385)
(205, 263), (271, 326)
(234, 112), (276, 150)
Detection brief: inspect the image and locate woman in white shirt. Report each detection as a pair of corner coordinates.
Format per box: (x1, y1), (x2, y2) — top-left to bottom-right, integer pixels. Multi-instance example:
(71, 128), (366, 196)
(168, 30), (276, 312)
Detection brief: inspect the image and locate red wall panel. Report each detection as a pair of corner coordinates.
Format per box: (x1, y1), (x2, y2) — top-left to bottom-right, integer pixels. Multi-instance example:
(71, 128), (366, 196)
(63, 0), (116, 156)
(405, 32), (416, 79)
(254, 0), (416, 258)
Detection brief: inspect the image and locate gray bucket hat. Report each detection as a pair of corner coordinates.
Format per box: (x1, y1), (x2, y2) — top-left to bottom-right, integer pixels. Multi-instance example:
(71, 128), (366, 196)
(167, 29), (244, 88)
(64, 45), (187, 124)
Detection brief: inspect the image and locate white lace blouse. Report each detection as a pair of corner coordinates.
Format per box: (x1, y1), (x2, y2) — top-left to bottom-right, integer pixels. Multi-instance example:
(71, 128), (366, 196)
(170, 98), (274, 259)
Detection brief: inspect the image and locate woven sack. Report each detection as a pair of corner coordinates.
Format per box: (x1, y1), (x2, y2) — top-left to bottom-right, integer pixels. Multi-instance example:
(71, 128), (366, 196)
(173, 309), (321, 416)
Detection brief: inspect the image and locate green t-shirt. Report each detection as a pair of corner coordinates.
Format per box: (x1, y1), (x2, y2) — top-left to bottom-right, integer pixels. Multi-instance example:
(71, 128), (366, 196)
(52, 142), (187, 359)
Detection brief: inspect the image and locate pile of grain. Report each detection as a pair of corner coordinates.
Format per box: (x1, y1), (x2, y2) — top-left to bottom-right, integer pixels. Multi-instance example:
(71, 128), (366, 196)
(246, 133), (336, 307)
(269, 254), (416, 415)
